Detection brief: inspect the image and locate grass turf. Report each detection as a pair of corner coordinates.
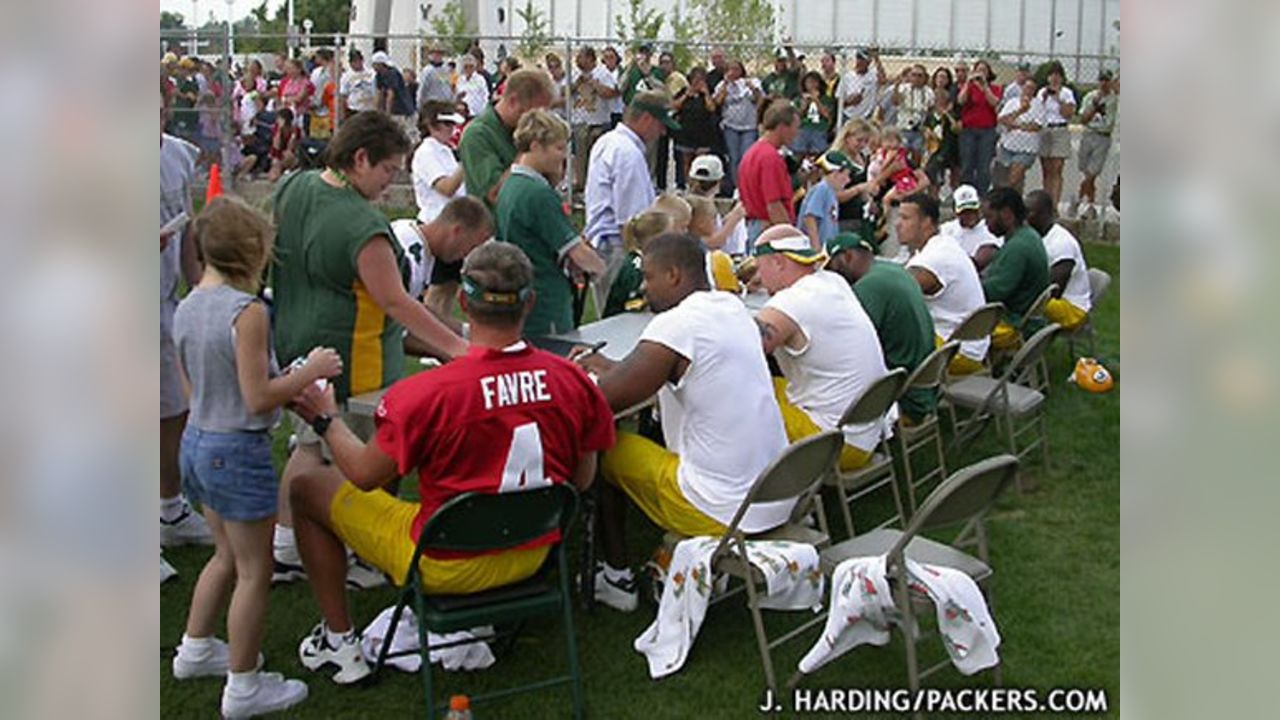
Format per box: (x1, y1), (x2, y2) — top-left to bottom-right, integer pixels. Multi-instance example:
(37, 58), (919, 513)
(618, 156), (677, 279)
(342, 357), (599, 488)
(161, 243), (1119, 719)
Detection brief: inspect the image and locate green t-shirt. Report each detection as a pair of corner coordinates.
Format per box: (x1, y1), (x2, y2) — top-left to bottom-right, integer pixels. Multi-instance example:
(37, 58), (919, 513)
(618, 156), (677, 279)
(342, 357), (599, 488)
(795, 93), (836, 132)
(852, 259), (937, 420)
(458, 105), (516, 211)
(604, 251), (645, 318)
(621, 65), (667, 105)
(763, 69), (800, 99)
(495, 166), (580, 336)
(982, 223), (1050, 322)
(270, 170), (406, 402)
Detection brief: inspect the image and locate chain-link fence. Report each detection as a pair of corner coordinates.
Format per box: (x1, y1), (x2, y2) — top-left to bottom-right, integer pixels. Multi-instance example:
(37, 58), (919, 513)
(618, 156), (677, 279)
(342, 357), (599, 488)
(160, 28), (1117, 209)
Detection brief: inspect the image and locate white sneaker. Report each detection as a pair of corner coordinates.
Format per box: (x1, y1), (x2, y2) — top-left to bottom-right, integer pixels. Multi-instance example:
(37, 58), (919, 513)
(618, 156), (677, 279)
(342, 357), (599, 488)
(161, 553), (178, 584)
(298, 623), (372, 685)
(221, 672), (308, 719)
(593, 566), (639, 613)
(161, 499), (214, 547)
(346, 556), (388, 590)
(173, 636), (265, 679)
(272, 542), (307, 584)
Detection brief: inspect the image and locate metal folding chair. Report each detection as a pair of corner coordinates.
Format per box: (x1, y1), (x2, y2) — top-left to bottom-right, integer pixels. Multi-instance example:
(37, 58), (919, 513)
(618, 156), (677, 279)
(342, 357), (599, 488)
(823, 369), (910, 539)
(897, 342), (961, 514)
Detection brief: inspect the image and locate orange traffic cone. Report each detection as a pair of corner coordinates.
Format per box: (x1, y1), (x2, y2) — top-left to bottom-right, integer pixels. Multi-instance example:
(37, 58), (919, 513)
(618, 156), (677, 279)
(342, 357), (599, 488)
(205, 163), (224, 205)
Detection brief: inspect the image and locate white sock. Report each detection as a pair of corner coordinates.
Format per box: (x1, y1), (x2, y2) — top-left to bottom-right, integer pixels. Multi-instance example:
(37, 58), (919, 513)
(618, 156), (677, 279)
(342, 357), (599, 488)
(603, 564), (633, 582)
(273, 525), (295, 551)
(161, 495), (185, 523)
(325, 623), (353, 647)
(180, 634), (214, 656)
(226, 670), (260, 693)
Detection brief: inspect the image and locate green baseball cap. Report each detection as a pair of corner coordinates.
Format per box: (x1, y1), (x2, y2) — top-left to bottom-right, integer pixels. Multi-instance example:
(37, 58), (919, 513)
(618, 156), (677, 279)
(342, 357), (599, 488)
(816, 150), (855, 174)
(825, 230), (876, 258)
(630, 91), (681, 131)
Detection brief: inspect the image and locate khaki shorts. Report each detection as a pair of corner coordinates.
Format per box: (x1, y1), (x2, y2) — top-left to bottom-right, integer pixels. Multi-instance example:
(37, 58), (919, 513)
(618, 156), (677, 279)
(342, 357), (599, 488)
(1039, 126), (1072, 159)
(289, 409), (376, 462)
(1078, 131), (1112, 177)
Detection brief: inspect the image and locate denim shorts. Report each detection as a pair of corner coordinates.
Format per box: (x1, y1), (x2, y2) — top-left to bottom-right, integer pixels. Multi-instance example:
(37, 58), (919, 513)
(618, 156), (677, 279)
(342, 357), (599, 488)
(180, 426), (279, 522)
(997, 145), (1038, 169)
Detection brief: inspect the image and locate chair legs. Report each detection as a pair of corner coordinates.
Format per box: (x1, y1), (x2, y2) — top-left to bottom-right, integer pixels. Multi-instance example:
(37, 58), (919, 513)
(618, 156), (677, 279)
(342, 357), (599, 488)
(558, 552), (586, 720)
(414, 589), (436, 720)
(743, 573), (779, 695)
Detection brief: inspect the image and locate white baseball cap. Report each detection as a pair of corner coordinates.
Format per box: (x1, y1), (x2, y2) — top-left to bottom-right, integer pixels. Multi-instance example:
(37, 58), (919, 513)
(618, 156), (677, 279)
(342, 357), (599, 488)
(435, 112), (466, 124)
(953, 184), (981, 211)
(370, 50), (391, 66)
(689, 155), (724, 182)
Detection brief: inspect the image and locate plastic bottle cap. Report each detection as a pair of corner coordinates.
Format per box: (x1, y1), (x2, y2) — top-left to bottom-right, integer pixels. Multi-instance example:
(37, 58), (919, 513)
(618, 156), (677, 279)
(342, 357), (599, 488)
(449, 695), (470, 711)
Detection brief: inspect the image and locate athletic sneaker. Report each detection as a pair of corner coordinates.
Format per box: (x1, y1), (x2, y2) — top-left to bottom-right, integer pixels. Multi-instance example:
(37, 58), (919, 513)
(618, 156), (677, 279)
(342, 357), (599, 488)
(160, 499), (214, 547)
(346, 557), (388, 590)
(592, 565), (639, 612)
(221, 672), (308, 719)
(271, 558), (307, 584)
(298, 622), (372, 685)
(173, 637), (264, 679)
(161, 553), (178, 584)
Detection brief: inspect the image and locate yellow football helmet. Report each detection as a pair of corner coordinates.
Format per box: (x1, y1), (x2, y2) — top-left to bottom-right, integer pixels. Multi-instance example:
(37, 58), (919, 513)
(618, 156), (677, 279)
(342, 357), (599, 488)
(1069, 357), (1115, 393)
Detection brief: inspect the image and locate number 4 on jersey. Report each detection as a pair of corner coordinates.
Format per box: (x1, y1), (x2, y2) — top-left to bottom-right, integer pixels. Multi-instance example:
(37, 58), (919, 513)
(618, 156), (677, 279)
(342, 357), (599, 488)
(498, 422), (551, 493)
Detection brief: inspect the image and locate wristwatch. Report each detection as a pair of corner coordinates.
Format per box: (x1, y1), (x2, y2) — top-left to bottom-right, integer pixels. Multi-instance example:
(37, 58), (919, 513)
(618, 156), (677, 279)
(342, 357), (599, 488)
(310, 413), (333, 437)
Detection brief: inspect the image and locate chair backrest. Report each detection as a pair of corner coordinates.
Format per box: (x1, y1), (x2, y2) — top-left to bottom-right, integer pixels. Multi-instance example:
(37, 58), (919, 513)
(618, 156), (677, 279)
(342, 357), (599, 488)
(838, 368), (908, 427)
(1087, 268), (1112, 306)
(947, 302), (1005, 342)
(904, 341), (960, 392)
(888, 454), (1019, 560)
(1004, 322), (1061, 385)
(1017, 283), (1058, 331)
(717, 431), (844, 543)
(417, 484), (578, 554)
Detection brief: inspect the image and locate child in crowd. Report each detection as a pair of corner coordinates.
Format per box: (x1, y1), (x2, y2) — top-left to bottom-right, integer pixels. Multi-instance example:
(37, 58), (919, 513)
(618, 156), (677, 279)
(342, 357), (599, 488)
(171, 197), (344, 718)
(873, 127), (931, 213)
(604, 210), (671, 317)
(686, 154), (748, 255)
(651, 193), (692, 233)
(798, 151), (855, 250)
(686, 195), (744, 293)
(267, 107), (301, 181)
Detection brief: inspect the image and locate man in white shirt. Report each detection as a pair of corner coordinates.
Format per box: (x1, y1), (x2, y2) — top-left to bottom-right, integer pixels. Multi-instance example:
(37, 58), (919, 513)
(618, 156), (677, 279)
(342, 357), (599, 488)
(416, 45), (455, 107)
(1002, 62), (1032, 102)
(900, 193), (990, 375)
(1026, 190), (1092, 330)
(892, 63), (934, 155)
(388, 195), (493, 305)
(584, 90), (677, 305)
(569, 46), (619, 192)
(940, 184), (1002, 271)
(753, 225), (891, 471)
(455, 53), (491, 119)
(839, 48), (880, 121)
(338, 49), (377, 118)
(576, 233), (788, 612)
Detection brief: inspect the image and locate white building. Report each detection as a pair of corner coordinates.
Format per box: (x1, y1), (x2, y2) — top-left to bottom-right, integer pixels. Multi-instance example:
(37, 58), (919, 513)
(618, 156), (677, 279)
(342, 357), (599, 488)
(350, 0), (1119, 78)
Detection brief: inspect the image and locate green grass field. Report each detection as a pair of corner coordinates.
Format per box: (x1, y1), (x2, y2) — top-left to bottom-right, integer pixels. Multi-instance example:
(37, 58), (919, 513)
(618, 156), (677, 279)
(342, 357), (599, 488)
(161, 243), (1119, 719)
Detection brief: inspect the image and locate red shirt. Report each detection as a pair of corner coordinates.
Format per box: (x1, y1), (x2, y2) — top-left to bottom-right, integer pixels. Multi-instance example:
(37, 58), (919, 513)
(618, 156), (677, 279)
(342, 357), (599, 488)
(958, 80), (1002, 129)
(738, 139), (795, 223)
(374, 343), (615, 558)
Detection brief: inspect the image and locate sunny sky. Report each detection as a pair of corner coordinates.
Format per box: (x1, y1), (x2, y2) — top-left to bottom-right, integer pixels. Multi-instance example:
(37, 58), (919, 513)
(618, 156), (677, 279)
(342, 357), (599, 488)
(160, 0), (285, 26)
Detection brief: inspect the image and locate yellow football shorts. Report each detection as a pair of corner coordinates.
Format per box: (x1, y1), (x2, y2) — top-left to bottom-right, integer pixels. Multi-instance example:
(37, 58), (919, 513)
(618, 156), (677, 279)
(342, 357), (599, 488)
(935, 334), (988, 375)
(1045, 298), (1088, 331)
(600, 432), (728, 537)
(772, 378), (873, 472)
(329, 481), (549, 594)
(990, 321), (1022, 351)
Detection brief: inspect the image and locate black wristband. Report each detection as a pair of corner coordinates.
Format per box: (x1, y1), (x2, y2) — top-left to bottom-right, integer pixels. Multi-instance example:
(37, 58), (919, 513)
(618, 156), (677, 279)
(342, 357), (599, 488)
(310, 413), (333, 437)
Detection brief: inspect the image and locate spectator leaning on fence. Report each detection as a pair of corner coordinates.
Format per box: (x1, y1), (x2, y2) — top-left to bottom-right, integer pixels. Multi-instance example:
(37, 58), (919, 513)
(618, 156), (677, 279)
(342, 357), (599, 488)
(417, 44), (455, 107)
(671, 66), (722, 188)
(713, 59), (763, 194)
(739, 101), (801, 245)
(371, 51), (416, 139)
(894, 63), (934, 157)
(569, 46), (619, 193)
(793, 71), (837, 158)
(1033, 62), (1076, 210)
(957, 59), (1002, 195)
(1075, 69), (1118, 219)
(996, 77), (1042, 192)
(839, 48), (880, 122)
(1003, 61), (1033, 102)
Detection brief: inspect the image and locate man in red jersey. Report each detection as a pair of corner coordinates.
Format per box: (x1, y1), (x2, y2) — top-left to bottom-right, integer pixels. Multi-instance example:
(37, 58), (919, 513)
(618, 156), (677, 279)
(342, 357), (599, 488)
(287, 241), (615, 685)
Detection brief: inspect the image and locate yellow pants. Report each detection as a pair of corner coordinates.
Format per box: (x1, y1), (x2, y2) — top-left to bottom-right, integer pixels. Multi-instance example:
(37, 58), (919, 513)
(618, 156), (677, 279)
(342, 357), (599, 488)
(1045, 298), (1089, 331)
(329, 481), (549, 593)
(991, 321), (1022, 351)
(708, 250), (741, 293)
(936, 334), (988, 375)
(600, 432), (728, 537)
(772, 378), (872, 472)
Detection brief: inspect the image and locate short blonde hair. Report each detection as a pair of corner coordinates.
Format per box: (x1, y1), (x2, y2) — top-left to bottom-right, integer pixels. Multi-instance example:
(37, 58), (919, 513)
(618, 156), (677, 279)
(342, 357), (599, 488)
(621, 210), (671, 254)
(651, 193), (692, 229)
(504, 68), (556, 106)
(513, 109), (570, 152)
(192, 196), (274, 292)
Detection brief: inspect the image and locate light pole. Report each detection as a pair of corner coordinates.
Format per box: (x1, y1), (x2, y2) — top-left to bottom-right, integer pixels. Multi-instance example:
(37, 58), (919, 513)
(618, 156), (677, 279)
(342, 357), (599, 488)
(189, 0), (199, 55)
(303, 18), (314, 49)
(225, 0), (235, 58)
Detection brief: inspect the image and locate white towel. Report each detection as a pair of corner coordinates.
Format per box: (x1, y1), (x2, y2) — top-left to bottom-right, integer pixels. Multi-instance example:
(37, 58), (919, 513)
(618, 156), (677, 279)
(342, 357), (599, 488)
(634, 536), (824, 679)
(361, 605), (497, 672)
(798, 555), (1000, 676)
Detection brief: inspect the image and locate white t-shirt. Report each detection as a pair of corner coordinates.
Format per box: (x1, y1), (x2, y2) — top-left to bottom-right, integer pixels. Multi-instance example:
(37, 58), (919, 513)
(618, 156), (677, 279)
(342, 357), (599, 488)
(1040, 223), (1092, 313)
(1033, 86), (1076, 126)
(906, 234), (990, 362)
(998, 96), (1042, 154)
(941, 218), (1003, 259)
(606, 66), (625, 115)
(714, 213), (749, 256)
(895, 83), (934, 129)
(389, 219), (437, 299)
(765, 271), (893, 452)
(411, 137), (466, 223)
(456, 72), (491, 119)
(570, 65), (617, 127)
(339, 68), (378, 113)
(639, 291), (790, 532)
(840, 69), (879, 120)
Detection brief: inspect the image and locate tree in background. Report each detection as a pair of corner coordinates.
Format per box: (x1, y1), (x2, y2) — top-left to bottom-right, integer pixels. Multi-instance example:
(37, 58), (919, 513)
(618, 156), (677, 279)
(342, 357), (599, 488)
(515, 0), (551, 61)
(614, 0), (663, 51)
(429, 0), (474, 55)
(687, 0), (778, 67)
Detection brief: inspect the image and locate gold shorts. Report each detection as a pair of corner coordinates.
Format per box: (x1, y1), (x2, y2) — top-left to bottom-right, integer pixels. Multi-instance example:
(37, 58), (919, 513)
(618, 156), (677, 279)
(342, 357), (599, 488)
(600, 432), (728, 537)
(772, 378), (872, 471)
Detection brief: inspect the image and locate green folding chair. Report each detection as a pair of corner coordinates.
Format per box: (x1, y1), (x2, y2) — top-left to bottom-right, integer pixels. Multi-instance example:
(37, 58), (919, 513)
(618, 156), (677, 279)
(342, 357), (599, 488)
(372, 484), (584, 720)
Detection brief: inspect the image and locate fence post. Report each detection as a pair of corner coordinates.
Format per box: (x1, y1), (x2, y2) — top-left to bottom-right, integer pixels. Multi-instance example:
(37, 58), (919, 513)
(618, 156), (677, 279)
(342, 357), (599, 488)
(564, 33), (575, 208)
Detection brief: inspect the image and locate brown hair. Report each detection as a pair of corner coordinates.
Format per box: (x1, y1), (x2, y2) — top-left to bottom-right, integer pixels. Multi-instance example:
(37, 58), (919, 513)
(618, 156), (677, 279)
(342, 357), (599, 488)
(192, 196), (274, 292)
(437, 196), (493, 235)
(417, 99), (460, 138)
(503, 68), (555, 106)
(622, 210), (672, 254)
(762, 99), (799, 130)
(461, 241), (535, 327)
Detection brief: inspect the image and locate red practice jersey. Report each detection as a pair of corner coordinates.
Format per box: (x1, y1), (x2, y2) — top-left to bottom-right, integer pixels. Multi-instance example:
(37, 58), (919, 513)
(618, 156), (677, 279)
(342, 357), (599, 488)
(373, 342), (615, 557)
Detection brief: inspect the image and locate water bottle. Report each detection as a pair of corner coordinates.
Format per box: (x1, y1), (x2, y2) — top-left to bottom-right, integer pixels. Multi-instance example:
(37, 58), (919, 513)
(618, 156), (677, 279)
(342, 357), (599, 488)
(444, 695), (472, 720)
